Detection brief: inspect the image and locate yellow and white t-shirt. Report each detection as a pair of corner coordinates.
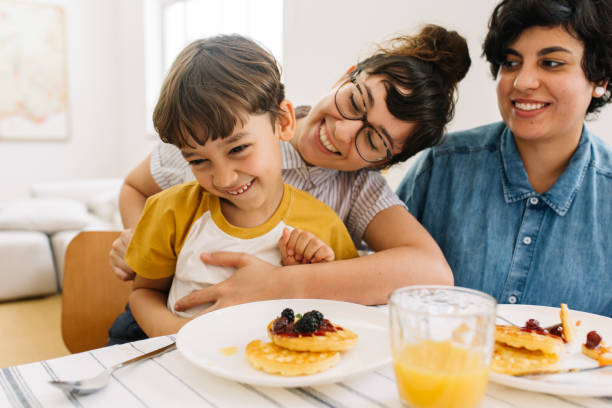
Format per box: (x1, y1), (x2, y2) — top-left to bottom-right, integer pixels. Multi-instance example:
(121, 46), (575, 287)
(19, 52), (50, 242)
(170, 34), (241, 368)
(125, 181), (358, 317)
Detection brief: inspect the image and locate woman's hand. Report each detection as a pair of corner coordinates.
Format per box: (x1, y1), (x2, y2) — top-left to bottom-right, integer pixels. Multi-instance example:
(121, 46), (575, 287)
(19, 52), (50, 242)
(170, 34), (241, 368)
(278, 227), (335, 265)
(173, 252), (291, 314)
(109, 228), (135, 281)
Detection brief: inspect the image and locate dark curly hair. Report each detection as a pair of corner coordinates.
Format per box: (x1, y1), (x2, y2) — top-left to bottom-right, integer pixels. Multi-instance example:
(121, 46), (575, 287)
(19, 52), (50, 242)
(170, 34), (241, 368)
(483, 0), (612, 114)
(356, 24), (471, 167)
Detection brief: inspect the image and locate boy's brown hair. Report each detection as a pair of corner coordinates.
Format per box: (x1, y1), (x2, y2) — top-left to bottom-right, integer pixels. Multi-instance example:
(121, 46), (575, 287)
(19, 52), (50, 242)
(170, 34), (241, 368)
(153, 34), (285, 148)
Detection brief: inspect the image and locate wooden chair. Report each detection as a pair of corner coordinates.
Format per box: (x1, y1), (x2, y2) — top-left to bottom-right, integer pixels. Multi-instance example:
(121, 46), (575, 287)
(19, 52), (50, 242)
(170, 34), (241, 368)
(61, 231), (132, 353)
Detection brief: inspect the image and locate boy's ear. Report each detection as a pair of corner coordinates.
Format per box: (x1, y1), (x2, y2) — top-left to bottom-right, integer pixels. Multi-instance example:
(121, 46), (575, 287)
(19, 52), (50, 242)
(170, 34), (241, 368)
(332, 65), (357, 88)
(276, 100), (295, 142)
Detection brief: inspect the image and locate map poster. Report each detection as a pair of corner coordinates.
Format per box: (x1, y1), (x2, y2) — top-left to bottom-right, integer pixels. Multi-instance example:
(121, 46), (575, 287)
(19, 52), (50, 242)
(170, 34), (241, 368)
(0, 1), (69, 141)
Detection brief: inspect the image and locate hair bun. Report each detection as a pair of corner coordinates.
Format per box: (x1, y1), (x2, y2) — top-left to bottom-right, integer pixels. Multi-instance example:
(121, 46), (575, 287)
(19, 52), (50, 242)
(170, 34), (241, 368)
(387, 24), (471, 88)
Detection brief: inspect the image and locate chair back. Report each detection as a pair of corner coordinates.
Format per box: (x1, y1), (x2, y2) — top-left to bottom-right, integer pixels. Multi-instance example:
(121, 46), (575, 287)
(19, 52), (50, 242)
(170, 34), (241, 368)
(61, 231), (132, 353)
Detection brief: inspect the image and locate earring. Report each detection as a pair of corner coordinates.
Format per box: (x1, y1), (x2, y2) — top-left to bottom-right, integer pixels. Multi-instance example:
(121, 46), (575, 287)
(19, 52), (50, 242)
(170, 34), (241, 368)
(595, 86), (605, 97)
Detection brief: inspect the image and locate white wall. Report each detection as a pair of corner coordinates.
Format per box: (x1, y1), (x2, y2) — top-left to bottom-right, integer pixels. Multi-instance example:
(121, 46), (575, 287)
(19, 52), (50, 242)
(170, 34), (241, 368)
(2, 0), (611, 202)
(1, 0), (118, 202)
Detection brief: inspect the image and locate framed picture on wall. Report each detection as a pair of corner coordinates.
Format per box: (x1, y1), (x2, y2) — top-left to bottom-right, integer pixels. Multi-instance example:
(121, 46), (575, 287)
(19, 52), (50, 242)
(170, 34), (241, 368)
(0, 0), (70, 142)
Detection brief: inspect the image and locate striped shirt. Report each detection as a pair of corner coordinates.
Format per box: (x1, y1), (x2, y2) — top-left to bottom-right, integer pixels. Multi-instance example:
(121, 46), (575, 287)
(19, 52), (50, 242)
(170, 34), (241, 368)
(151, 141), (405, 248)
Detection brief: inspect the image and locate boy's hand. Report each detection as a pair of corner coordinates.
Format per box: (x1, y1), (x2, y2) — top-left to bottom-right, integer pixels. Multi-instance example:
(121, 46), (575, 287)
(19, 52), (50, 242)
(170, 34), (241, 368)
(109, 228), (136, 281)
(278, 227), (335, 265)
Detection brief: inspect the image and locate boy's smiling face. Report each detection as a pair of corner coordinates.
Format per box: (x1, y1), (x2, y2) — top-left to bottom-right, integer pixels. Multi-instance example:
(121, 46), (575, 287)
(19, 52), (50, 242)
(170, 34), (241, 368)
(180, 113), (287, 228)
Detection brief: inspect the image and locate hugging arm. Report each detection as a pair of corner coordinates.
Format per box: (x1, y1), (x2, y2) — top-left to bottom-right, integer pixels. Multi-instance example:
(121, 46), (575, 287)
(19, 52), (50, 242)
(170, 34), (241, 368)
(174, 204), (452, 313)
(129, 275), (189, 337)
(110, 155), (163, 281)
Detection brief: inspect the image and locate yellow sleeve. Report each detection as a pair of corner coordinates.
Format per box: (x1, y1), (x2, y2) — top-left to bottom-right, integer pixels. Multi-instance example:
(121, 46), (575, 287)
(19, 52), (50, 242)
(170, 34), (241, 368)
(125, 181), (209, 279)
(285, 186), (358, 260)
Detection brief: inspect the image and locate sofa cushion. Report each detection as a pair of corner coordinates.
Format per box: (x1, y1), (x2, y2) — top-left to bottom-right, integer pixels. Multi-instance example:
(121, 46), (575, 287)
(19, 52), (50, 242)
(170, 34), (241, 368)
(0, 198), (89, 234)
(0, 231), (57, 300)
(29, 178), (122, 205)
(86, 190), (120, 225)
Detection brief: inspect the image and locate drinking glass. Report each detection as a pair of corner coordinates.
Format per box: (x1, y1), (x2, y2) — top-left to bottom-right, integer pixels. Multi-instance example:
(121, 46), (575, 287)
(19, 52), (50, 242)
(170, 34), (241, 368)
(389, 286), (496, 408)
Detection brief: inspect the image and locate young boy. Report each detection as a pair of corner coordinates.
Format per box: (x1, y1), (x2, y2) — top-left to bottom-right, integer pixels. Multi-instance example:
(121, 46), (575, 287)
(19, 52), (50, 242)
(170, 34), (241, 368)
(124, 35), (358, 336)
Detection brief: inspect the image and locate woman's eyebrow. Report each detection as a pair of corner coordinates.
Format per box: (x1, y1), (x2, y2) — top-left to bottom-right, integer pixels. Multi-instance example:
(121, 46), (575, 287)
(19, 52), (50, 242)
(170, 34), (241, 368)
(505, 46), (573, 57)
(362, 81), (395, 149)
(538, 46), (573, 56)
(362, 82), (375, 107)
(505, 48), (521, 57)
(380, 126), (395, 150)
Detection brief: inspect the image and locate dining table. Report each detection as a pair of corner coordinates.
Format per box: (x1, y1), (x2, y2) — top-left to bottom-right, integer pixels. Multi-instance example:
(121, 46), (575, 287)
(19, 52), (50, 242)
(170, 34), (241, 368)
(1, 332), (611, 408)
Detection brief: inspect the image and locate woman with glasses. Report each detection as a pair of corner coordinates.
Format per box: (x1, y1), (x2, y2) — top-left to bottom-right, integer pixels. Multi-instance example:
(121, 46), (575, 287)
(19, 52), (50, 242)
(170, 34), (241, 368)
(109, 24), (470, 331)
(397, 0), (612, 316)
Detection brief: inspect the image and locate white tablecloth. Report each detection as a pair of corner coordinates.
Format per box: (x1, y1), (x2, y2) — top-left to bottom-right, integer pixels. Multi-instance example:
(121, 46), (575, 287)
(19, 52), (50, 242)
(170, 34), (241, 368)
(1, 335), (611, 408)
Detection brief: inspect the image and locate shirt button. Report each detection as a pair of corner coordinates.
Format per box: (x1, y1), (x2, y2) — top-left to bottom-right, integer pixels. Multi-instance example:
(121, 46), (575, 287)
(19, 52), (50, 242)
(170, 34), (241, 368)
(523, 236), (532, 245)
(530, 197), (539, 205)
(508, 295), (518, 304)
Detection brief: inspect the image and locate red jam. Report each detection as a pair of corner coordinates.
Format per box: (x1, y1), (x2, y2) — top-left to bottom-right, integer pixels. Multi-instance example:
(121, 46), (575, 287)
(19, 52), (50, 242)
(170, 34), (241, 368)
(586, 330), (602, 349)
(270, 317), (340, 337)
(520, 319), (564, 341)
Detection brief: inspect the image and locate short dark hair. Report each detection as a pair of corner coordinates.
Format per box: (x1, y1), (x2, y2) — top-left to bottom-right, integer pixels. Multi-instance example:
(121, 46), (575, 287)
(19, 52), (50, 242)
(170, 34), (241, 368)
(153, 34), (285, 147)
(483, 0), (612, 114)
(356, 24), (471, 166)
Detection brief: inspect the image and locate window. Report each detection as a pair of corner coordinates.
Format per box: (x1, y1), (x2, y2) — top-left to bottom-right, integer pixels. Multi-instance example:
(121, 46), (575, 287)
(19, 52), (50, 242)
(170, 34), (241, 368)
(144, 0), (284, 135)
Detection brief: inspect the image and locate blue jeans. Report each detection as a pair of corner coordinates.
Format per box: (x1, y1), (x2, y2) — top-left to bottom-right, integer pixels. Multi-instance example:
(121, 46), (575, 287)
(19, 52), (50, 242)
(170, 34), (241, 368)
(107, 303), (148, 346)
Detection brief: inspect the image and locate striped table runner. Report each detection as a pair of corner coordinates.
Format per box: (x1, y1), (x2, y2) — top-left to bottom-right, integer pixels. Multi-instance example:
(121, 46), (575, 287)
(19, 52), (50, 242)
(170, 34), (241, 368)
(1, 335), (611, 408)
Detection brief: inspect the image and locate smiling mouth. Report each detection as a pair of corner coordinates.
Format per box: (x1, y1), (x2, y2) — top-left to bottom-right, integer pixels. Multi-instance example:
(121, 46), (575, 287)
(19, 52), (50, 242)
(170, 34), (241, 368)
(319, 123), (340, 154)
(514, 101), (548, 111)
(227, 180), (253, 195)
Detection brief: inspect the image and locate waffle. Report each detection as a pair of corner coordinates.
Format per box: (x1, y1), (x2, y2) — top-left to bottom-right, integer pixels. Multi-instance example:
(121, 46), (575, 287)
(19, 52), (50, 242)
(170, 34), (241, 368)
(495, 325), (564, 355)
(559, 303), (575, 342)
(581, 343), (612, 365)
(245, 340), (340, 376)
(267, 320), (358, 352)
(491, 342), (560, 375)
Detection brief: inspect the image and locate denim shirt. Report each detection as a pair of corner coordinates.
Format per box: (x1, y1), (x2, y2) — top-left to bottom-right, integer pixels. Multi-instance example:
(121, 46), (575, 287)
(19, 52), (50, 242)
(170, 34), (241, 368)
(397, 122), (612, 316)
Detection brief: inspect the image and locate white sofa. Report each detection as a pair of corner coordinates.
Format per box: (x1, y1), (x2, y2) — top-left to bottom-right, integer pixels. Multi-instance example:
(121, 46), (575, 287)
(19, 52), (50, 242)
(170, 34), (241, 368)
(0, 179), (123, 301)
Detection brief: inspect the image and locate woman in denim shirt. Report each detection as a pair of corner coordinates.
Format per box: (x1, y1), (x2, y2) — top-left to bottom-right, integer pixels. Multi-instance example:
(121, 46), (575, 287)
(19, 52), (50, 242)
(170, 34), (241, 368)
(398, 0), (612, 316)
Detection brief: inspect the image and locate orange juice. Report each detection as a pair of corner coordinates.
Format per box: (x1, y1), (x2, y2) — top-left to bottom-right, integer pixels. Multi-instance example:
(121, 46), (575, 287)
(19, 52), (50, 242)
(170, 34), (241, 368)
(393, 340), (488, 408)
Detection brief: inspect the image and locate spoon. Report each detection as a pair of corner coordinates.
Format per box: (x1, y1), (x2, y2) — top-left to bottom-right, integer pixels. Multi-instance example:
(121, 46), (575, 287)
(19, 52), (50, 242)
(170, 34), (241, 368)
(49, 342), (176, 395)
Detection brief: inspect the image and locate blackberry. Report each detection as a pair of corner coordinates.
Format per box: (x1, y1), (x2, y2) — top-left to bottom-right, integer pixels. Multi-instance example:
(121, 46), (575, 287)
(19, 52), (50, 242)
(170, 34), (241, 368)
(281, 308), (294, 322)
(304, 310), (323, 325)
(295, 314), (319, 333)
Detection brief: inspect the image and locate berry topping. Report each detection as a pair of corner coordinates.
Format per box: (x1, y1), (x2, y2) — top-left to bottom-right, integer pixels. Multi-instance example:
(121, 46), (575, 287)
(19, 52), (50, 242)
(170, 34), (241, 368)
(270, 308), (336, 336)
(524, 319), (542, 331)
(586, 330), (602, 349)
(304, 310), (323, 325)
(281, 308), (294, 322)
(295, 313), (320, 334)
(547, 323), (563, 338)
(272, 316), (290, 333)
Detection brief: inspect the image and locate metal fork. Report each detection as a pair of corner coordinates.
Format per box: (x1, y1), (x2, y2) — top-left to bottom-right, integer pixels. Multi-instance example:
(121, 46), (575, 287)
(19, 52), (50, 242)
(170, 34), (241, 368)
(49, 342), (176, 395)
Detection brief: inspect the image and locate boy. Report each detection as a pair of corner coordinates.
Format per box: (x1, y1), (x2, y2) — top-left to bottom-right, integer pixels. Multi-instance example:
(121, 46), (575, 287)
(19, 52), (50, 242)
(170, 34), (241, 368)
(125, 35), (358, 336)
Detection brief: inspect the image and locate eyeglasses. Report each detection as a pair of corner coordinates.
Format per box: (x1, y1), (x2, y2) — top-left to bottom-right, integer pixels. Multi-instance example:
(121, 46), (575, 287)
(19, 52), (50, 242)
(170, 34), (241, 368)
(334, 71), (392, 163)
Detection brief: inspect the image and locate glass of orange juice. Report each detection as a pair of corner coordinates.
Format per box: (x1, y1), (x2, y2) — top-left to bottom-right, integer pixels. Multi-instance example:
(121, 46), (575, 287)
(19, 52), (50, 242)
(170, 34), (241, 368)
(389, 286), (496, 408)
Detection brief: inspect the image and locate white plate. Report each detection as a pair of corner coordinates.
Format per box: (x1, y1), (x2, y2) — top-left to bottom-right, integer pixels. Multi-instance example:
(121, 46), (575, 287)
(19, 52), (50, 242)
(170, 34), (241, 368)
(490, 304), (612, 397)
(176, 299), (391, 387)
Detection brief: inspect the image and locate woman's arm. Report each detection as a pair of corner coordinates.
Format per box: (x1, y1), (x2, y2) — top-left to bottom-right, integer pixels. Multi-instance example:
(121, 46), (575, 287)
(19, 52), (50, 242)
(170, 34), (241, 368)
(129, 275), (189, 337)
(174, 205), (452, 312)
(119, 155), (163, 228)
(110, 155), (163, 281)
